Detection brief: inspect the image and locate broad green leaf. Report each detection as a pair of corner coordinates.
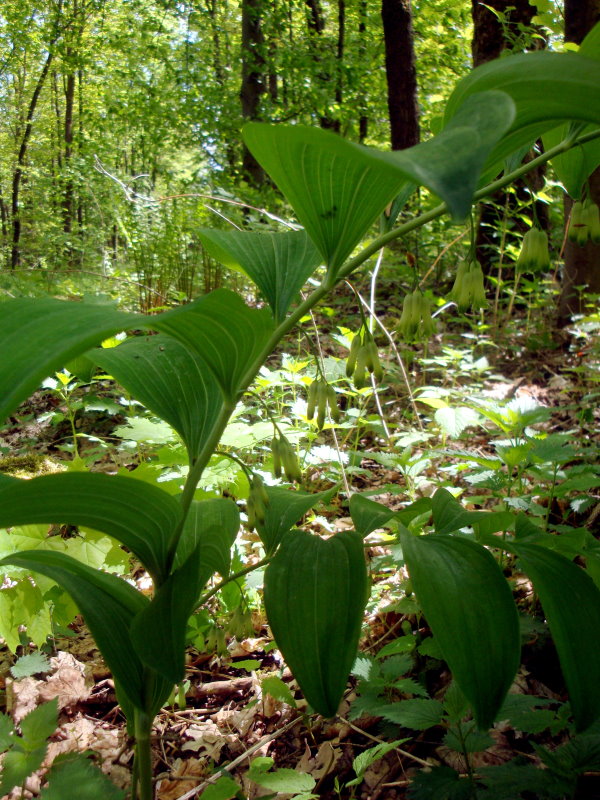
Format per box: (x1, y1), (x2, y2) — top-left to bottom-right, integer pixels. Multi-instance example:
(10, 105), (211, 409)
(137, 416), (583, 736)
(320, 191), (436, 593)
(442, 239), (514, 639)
(445, 48), (600, 180)
(174, 497), (240, 584)
(543, 123), (600, 199)
(199, 776), (242, 800)
(430, 486), (481, 533)
(0, 746), (47, 796)
(395, 496), (433, 528)
(19, 699), (58, 751)
(40, 752), (127, 800)
(385, 90), (515, 221)
(131, 543), (204, 684)
(349, 493), (397, 538)
(431, 487), (514, 537)
(198, 229), (322, 322)
(379, 699), (445, 730)
(153, 288), (275, 402)
(244, 93), (514, 270)
(10, 652), (51, 679)
(434, 406), (480, 438)
(248, 757), (316, 793)
(400, 531), (520, 729)
(0, 291), (272, 426)
(94, 334), (224, 463)
(0, 298), (139, 424)
(256, 484), (337, 555)
(348, 739), (410, 786)
(263, 530), (368, 717)
(0, 550), (148, 710)
(0, 472), (180, 585)
(513, 544), (600, 732)
(261, 675), (297, 707)
(65, 354), (96, 383)
(443, 723), (494, 754)
(543, 23), (600, 197)
(243, 123), (406, 272)
(0, 714), (15, 752)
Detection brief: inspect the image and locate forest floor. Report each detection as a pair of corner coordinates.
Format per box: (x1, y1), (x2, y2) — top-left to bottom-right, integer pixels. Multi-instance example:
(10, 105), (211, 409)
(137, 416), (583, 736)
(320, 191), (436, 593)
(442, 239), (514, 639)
(1, 307), (600, 800)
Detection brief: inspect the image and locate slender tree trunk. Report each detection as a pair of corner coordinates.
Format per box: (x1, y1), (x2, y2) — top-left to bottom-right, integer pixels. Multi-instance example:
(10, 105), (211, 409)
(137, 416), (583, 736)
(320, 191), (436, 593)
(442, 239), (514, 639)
(358, 0), (368, 143)
(381, 0), (419, 151)
(63, 67), (75, 237)
(558, 0), (600, 324)
(77, 67), (84, 248)
(335, 0), (345, 111)
(240, 0), (266, 186)
(11, 47), (56, 269)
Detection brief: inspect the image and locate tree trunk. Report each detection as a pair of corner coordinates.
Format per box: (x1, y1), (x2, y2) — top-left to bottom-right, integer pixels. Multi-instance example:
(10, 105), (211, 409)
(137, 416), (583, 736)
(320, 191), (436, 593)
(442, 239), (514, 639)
(76, 67), (84, 246)
(381, 0), (419, 151)
(63, 68), (75, 238)
(558, 0), (600, 324)
(240, 0), (266, 186)
(471, 0), (539, 66)
(11, 47), (56, 269)
(358, 0), (368, 143)
(335, 0), (345, 112)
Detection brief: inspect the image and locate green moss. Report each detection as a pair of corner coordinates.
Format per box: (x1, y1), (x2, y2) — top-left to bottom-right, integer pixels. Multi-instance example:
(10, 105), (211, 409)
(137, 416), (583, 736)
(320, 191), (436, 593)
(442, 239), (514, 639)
(0, 454), (45, 474)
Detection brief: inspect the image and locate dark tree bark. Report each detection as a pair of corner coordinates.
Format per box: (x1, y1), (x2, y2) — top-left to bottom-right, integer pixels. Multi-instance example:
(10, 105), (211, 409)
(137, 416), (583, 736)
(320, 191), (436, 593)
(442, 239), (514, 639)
(381, 0), (419, 151)
(63, 68), (75, 237)
(358, 0), (368, 142)
(471, 0), (540, 66)
(305, 0), (325, 35)
(240, 0), (266, 186)
(335, 0), (345, 111)
(11, 47), (57, 269)
(558, 0), (600, 324)
(76, 67), (84, 237)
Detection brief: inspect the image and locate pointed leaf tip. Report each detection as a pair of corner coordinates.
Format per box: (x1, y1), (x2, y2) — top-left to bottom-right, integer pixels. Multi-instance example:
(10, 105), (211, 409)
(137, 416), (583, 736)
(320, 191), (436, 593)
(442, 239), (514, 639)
(264, 530), (368, 717)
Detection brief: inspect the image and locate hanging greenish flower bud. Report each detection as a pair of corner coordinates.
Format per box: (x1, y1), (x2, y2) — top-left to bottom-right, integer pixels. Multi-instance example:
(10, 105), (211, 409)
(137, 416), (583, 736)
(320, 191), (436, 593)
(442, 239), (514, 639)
(246, 492), (256, 530)
(326, 385), (340, 422)
(467, 261), (487, 310)
(271, 436), (282, 479)
(248, 473), (270, 526)
(307, 379), (340, 427)
(346, 332), (362, 378)
(397, 291), (418, 341)
(346, 327), (384, 388)
(449, 260), (471, 311)
(418, 293), (437, 339)
(397, 290), (436, 342)
(366, 339), (383, 382)
(585, 201), (600, 245)
(276, 433), (302, 483)
(450, 260), (486, 311)
(569, 201), (589, 246)
(306, 380), (319, 420)
(316, 381), (328, 429)
(352, 345), (369, 389)
(516, 228), (550, 272)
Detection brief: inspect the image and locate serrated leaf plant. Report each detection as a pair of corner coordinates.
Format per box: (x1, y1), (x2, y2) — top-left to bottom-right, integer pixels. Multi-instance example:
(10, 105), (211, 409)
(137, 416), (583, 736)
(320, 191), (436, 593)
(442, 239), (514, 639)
(1, 29), (600, 798)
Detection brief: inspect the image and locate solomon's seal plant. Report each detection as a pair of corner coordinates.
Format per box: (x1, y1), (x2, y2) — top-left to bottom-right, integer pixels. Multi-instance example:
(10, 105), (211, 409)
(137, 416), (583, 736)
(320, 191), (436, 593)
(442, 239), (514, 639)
(1, 26), (600, 798)
(516, 227), (551, 272)
(449, 258), (487, 311)
(397, 289), (437, 342)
